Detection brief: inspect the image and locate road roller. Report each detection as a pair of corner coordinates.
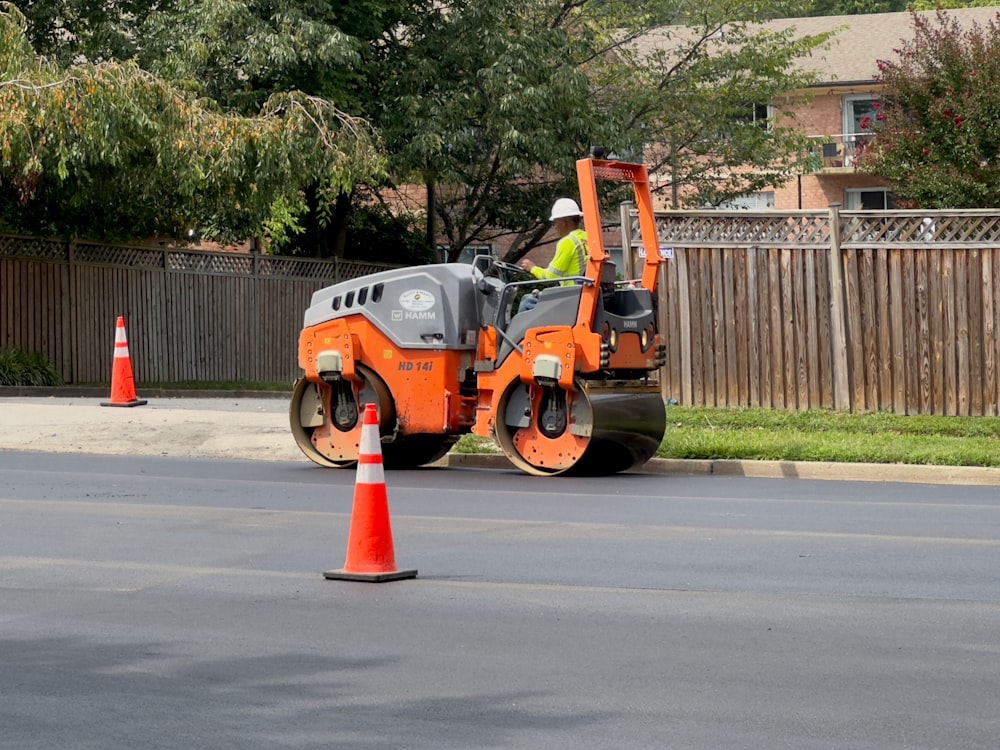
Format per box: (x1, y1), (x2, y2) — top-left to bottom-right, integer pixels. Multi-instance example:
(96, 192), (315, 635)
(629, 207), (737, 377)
(290, 157), (668, 475)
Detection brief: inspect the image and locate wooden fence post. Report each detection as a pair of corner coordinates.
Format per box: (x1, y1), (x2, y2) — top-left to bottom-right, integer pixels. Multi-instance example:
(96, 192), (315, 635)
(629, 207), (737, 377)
(827, 204), (851, 410)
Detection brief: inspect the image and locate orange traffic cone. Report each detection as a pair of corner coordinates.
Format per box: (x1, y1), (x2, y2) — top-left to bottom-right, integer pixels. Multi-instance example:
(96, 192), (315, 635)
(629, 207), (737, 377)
(324, 403), (417, 583)
(100, 316), (148, 408)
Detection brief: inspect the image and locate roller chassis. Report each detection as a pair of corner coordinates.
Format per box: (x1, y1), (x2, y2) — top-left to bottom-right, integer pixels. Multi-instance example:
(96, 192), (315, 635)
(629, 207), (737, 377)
(290, 158), (668, 476)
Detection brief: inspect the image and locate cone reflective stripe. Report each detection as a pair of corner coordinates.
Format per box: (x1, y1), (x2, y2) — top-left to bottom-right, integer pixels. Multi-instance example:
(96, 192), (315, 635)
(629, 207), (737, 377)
(101, 316), (147, 408)
(324, 403), (417, 582)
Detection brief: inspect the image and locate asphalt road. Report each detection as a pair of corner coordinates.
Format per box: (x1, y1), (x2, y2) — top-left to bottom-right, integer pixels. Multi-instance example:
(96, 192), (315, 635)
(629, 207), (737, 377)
(2, 450), (999, 749)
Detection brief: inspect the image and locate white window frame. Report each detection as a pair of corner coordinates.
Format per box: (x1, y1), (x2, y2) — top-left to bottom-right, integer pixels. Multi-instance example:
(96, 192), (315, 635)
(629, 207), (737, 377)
(718, 191), (775, 210)
(844, 187), (894, 210)
(843, 95), (879, 146)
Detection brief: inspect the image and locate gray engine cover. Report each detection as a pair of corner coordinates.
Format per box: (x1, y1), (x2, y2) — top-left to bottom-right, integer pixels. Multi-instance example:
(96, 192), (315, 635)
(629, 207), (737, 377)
(302, 263), (483, 350)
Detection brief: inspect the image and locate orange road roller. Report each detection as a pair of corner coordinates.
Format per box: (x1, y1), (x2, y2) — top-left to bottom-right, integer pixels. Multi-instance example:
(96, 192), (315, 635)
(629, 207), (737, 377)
(290, 157), (668, 475)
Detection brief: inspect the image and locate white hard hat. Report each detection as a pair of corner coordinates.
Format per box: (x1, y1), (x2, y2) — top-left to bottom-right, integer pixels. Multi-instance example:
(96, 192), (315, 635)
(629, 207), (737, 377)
(549, 197), (583, 221)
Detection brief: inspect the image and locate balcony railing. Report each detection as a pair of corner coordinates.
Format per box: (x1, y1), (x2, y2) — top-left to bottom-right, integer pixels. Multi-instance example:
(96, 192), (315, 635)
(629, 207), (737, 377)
(806, 133), (871, 171)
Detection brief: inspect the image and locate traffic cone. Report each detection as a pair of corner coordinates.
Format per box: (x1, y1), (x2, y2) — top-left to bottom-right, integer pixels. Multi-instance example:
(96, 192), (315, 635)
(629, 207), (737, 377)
(100, 316), (147, 408)
(324, 403), (417, 583)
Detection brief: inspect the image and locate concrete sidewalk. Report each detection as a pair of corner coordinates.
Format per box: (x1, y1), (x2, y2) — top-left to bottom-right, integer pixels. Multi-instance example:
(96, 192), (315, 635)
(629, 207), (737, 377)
(2, 395), (1000, 485)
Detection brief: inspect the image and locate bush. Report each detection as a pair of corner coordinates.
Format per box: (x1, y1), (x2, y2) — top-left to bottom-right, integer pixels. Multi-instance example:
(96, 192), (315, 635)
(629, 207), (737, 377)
(0, 348), (63, 386)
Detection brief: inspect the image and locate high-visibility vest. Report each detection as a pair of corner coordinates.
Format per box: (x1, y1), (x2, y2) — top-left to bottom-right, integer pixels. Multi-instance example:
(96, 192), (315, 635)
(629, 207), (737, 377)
(529, 229), (588, 285)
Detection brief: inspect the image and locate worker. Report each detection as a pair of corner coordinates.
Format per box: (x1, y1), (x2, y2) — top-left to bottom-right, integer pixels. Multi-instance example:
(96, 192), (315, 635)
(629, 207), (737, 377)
(517, 197), (588, 312)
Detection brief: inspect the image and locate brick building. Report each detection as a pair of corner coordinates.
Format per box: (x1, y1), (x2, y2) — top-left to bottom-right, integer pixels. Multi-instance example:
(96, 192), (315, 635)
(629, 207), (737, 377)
(739, 7), (998, 210)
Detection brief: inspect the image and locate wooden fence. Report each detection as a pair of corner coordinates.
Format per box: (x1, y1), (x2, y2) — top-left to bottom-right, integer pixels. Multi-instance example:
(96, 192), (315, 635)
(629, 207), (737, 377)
(625, 207), (1000, 415)
(7, 209), (1000, 416)
(0, 234), (394, 384)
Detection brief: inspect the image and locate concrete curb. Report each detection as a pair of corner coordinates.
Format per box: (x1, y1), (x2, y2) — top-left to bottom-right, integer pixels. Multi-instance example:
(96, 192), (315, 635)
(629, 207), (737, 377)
(439, 454), (1000, 486)
(3, 389), (998, 485)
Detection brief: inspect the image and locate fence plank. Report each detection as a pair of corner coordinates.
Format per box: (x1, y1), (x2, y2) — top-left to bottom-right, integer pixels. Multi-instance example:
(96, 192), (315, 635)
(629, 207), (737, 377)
(711, 250), (726, 406)
(675, 249), (693, 405)
(844, 249), (864, 411)
(779, 249), (796, 409)
(859, 248), (879, 410)
(968, 249), (983, 416)
(746, 248), (761, 407)
(956, 254), (970, 416)
(758, 247), (773, 408)
(902, 249), (919, 415)
(984, 249), (998, 416)
(723, 249), (739, 406)
(699, 249), (716, 406)
(943, 250), (957, 415)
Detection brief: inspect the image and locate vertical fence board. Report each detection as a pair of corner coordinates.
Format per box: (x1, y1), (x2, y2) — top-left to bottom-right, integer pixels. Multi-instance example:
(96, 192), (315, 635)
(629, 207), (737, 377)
(723, 249), (739, 406)
(942, 250), (957, 415)
(967, 250), (983, 416)
(902, 249), (919, 415)
(778, 249), (795, 408)
(859, 249), (879, 410)
(687, 250), (705, 405)
(758, 248), (773, 408)
(915, 250), (931, 414)
(984, 249), (997, 416)
(844, 249), (864, 411)
(767, 248), (783, 409)
(874, 249), (891, 411)
(956, 255), (970, 416)
(803, 249), (820, 409)
(749, 250), (760, 406)
(733, 249), (749, 406)
(675, 249), (692, 404)
(699, 249), (716, 406)
(927, 250), (943, 413)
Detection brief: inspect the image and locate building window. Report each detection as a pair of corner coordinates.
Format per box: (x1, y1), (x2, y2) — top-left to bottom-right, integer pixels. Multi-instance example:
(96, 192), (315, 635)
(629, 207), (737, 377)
(455, 244), (495, 264)
(734, 103), (772, 132)
(717, 191), (775, 210)
(845, 188), (895, 210)
(843, 95), (878, 164)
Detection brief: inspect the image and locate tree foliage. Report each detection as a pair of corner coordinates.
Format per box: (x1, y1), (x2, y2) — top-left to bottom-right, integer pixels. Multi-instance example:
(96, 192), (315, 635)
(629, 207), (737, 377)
(377, 0), (832, 259)
(16, 0), (169, 64)
(7, 0), (835, 260)
(613, 0), (833, 209)
(376, 0), (631, 259)
(0, 3), (384, 241)
(857, 9), (1000, 208)
(788, 0), (907, 17)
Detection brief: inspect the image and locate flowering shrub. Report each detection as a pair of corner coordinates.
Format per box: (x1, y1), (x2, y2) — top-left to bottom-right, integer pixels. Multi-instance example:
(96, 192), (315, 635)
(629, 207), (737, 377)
(858, 9), (1000, 208)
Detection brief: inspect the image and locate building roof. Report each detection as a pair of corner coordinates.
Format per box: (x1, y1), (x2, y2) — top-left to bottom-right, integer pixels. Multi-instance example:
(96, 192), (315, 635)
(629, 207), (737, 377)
(639, 6), (1000, 87)
(769, 5), (1000, 85)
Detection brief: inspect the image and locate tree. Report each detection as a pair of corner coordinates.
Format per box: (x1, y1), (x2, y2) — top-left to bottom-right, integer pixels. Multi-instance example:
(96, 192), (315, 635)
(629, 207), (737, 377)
(135, 0), (428, 257)
(857, 9), (1000, 208)
(376, 0), (833, 260)
(375, 0), (631, 260)
(10, 0), (836, 262)
(17, 0), (171, 64)
(788, 0), (908, 17)
(0, 3), (384, 242)
(609, 1), (834, 210)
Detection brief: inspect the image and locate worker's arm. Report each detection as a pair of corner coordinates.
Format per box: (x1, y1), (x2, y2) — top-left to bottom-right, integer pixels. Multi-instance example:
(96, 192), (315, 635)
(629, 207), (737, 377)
(525, 235), (577, 280)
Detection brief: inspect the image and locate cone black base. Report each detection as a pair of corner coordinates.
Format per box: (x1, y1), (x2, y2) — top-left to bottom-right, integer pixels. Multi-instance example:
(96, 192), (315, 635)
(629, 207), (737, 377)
(324, 568), (417, 583)
(101, 399), (148, 407)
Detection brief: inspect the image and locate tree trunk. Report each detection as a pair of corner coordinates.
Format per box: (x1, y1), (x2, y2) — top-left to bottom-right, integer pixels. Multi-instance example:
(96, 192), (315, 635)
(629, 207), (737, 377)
(329, 191), (351, 259)
(425, 177), (436, 252)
